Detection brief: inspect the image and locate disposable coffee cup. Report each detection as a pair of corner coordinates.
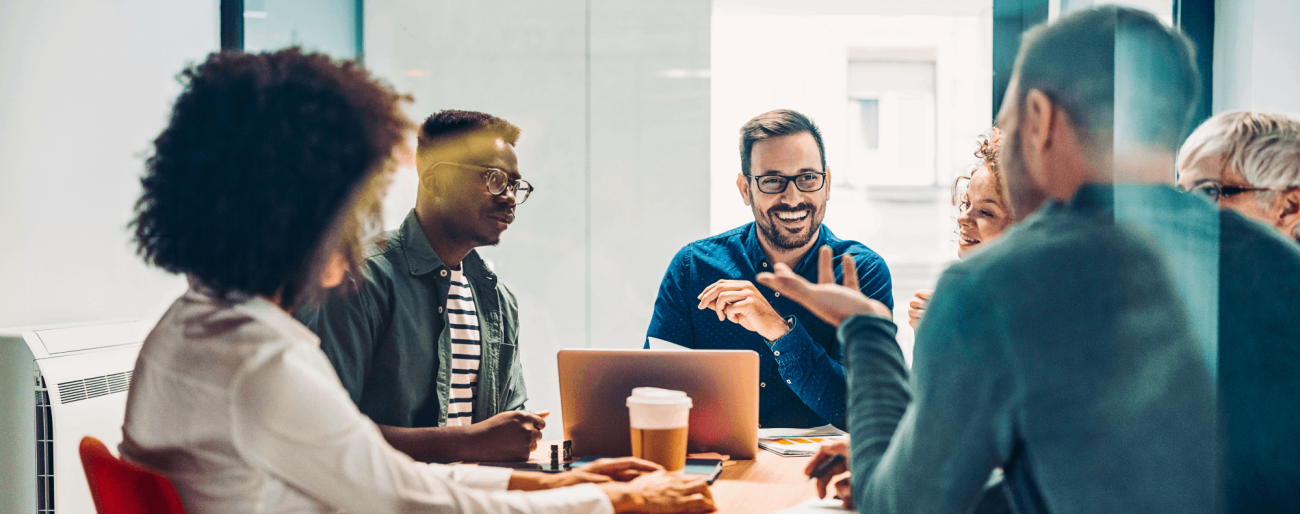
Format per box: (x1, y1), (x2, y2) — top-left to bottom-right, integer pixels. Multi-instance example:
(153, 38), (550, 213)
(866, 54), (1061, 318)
(626, 387), (692, 471)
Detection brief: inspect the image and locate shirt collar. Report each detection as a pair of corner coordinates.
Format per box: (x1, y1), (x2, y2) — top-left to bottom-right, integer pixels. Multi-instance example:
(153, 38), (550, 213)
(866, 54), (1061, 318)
(399, 210), (446, 276)
(743, 221), (835, 273)
(184, 278), (321, 347)
(398, 209), (496, 282)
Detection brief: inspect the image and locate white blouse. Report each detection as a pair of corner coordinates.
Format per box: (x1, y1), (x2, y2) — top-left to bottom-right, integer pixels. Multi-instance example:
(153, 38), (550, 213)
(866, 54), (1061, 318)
(120, 284), (612, 514)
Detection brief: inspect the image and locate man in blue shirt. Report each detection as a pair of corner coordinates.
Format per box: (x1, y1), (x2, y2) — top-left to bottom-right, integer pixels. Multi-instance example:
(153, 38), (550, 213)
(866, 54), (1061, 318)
(646, 109), (892, 429)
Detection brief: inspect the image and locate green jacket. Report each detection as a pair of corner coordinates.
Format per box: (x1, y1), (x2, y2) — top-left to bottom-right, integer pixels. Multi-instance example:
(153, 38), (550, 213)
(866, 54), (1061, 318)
(296, 210), (527, 429)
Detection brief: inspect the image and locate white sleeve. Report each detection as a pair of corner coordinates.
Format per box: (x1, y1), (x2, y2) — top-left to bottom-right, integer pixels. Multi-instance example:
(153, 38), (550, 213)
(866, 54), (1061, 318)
(229, 344), (614, 514)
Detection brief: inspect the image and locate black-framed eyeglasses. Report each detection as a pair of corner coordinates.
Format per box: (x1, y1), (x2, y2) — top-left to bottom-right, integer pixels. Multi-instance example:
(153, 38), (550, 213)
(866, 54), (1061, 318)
(428, 161), (534, 205)
(747, 172), (826, 194)
(1178, 181), (1292, 203)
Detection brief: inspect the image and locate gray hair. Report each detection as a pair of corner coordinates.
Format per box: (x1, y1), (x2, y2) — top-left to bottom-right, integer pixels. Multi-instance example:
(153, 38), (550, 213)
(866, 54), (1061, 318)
(1177, 111), (1300, 218)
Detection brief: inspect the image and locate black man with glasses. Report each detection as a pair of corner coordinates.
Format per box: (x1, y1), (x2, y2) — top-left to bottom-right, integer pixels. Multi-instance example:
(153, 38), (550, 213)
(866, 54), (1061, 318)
(297, 110), (545, 463)
(646, 109), (892, 429)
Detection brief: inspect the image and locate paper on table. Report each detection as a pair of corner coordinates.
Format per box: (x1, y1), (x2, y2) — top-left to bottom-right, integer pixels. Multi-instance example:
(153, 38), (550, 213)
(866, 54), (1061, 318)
(772, 498), (850, 513)
(758, 435), (845, 457)
(647, 337), (690, 350)
(758, 424), (847, 438)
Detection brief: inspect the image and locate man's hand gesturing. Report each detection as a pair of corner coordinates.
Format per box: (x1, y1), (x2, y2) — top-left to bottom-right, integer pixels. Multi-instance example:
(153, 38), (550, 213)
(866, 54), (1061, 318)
(697, 280), (790, 341)
(756, 245), (891, 327)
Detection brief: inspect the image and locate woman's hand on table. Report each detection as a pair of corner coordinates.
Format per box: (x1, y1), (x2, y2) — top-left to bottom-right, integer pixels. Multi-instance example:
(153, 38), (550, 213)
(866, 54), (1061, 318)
(508, 470), (608, 491)
(508, 457), (663, 490)
(578, 457), (664, 481)
(599, 471), (716, 513)
(805, 439), (854, 510)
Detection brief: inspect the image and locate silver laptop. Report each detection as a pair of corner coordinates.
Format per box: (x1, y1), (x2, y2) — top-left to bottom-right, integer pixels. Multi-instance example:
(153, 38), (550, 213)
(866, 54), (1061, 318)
(557, 349), (759, 459)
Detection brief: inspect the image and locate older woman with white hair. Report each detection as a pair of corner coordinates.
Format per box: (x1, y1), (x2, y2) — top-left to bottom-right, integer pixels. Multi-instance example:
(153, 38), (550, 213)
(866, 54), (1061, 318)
(1177, 111), (1300, 242)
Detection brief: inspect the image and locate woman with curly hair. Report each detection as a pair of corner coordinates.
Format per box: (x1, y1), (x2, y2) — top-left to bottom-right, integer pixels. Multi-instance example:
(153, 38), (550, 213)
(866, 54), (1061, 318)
(121, 48), (713, 514)
(907, 129), (1013, 330)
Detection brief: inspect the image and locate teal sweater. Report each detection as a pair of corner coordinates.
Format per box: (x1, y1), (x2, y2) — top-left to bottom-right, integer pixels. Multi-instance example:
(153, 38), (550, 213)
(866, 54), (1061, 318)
(840, 185), (1217, 514)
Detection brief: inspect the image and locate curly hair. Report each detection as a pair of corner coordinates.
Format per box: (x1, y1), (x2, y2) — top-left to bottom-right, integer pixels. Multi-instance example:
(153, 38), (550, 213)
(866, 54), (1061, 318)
(131, 48), (411, 309)
(952, 128), (1004, 207)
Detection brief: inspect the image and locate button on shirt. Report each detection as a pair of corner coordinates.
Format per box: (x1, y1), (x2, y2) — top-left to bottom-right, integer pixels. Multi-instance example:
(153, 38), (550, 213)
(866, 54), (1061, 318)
(646, 222), (893, 429)
(121, 284), (612, 514)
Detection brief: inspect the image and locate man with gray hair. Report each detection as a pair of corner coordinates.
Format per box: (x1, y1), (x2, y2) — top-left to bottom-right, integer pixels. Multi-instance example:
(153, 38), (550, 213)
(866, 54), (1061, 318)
(1177, 111), (1300, 243)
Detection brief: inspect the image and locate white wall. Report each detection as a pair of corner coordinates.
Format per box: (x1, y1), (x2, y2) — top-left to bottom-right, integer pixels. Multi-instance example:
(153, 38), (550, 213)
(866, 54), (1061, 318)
(1214, 0), (1300, 114)
(0, 1), (218, 330)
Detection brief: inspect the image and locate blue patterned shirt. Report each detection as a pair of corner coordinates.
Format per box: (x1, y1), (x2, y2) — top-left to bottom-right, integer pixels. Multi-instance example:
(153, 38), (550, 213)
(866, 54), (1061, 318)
(646, 222), (893, 429)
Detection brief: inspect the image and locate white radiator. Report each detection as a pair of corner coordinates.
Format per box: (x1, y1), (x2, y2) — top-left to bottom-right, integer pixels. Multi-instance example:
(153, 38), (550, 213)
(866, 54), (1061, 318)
(0, 320), (151, 514)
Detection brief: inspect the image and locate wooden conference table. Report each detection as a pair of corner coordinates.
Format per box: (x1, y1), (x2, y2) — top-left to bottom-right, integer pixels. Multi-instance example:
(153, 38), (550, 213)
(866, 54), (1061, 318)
(526, 443), (824, 514)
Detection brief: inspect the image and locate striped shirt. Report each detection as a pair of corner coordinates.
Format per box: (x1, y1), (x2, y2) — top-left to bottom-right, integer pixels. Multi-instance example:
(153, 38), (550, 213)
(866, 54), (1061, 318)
(445, 267), (480, 427)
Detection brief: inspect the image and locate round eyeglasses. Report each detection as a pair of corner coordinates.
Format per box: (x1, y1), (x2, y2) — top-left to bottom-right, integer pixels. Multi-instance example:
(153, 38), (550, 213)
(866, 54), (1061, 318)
(428, 161), (534, 205)
(1179, 181), (1291, 203)
(748, 172), (826, 194)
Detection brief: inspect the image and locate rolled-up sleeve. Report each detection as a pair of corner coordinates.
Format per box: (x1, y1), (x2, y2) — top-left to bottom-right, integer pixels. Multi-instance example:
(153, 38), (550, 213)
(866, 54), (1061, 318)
(230, 343), (613, 514)
(837, 315), (911, 485)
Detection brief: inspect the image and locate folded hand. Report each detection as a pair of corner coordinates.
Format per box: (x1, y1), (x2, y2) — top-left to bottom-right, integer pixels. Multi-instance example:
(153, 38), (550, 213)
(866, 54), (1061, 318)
(908, 289), (932, 331)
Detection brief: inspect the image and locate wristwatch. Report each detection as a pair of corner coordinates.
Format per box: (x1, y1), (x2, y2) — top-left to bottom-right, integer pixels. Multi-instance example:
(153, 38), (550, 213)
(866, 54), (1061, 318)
(766, 315), (796, 345)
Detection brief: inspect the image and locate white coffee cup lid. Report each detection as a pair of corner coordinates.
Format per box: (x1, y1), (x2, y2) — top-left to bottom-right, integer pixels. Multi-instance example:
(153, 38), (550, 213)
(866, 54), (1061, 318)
(626, 387), (692, 408)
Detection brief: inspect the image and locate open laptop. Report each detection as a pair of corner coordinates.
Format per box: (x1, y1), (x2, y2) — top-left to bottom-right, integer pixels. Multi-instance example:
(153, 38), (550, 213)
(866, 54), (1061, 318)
(558, 349), (759, 459)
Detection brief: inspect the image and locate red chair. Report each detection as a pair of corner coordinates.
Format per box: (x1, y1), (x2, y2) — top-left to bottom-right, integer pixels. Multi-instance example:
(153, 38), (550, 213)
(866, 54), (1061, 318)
(79, 436), (188, 514)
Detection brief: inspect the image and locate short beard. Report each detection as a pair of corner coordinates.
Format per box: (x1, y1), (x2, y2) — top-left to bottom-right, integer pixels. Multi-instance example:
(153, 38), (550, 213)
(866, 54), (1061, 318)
(750, 192), (822, 250)
(1003, 126), (1050, 222)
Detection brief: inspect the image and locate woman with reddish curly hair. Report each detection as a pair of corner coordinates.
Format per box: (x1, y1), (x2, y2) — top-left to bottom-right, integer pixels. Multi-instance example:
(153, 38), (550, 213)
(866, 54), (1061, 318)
(952, 128), (1013, 258)
(907, 129), (1013, 330)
